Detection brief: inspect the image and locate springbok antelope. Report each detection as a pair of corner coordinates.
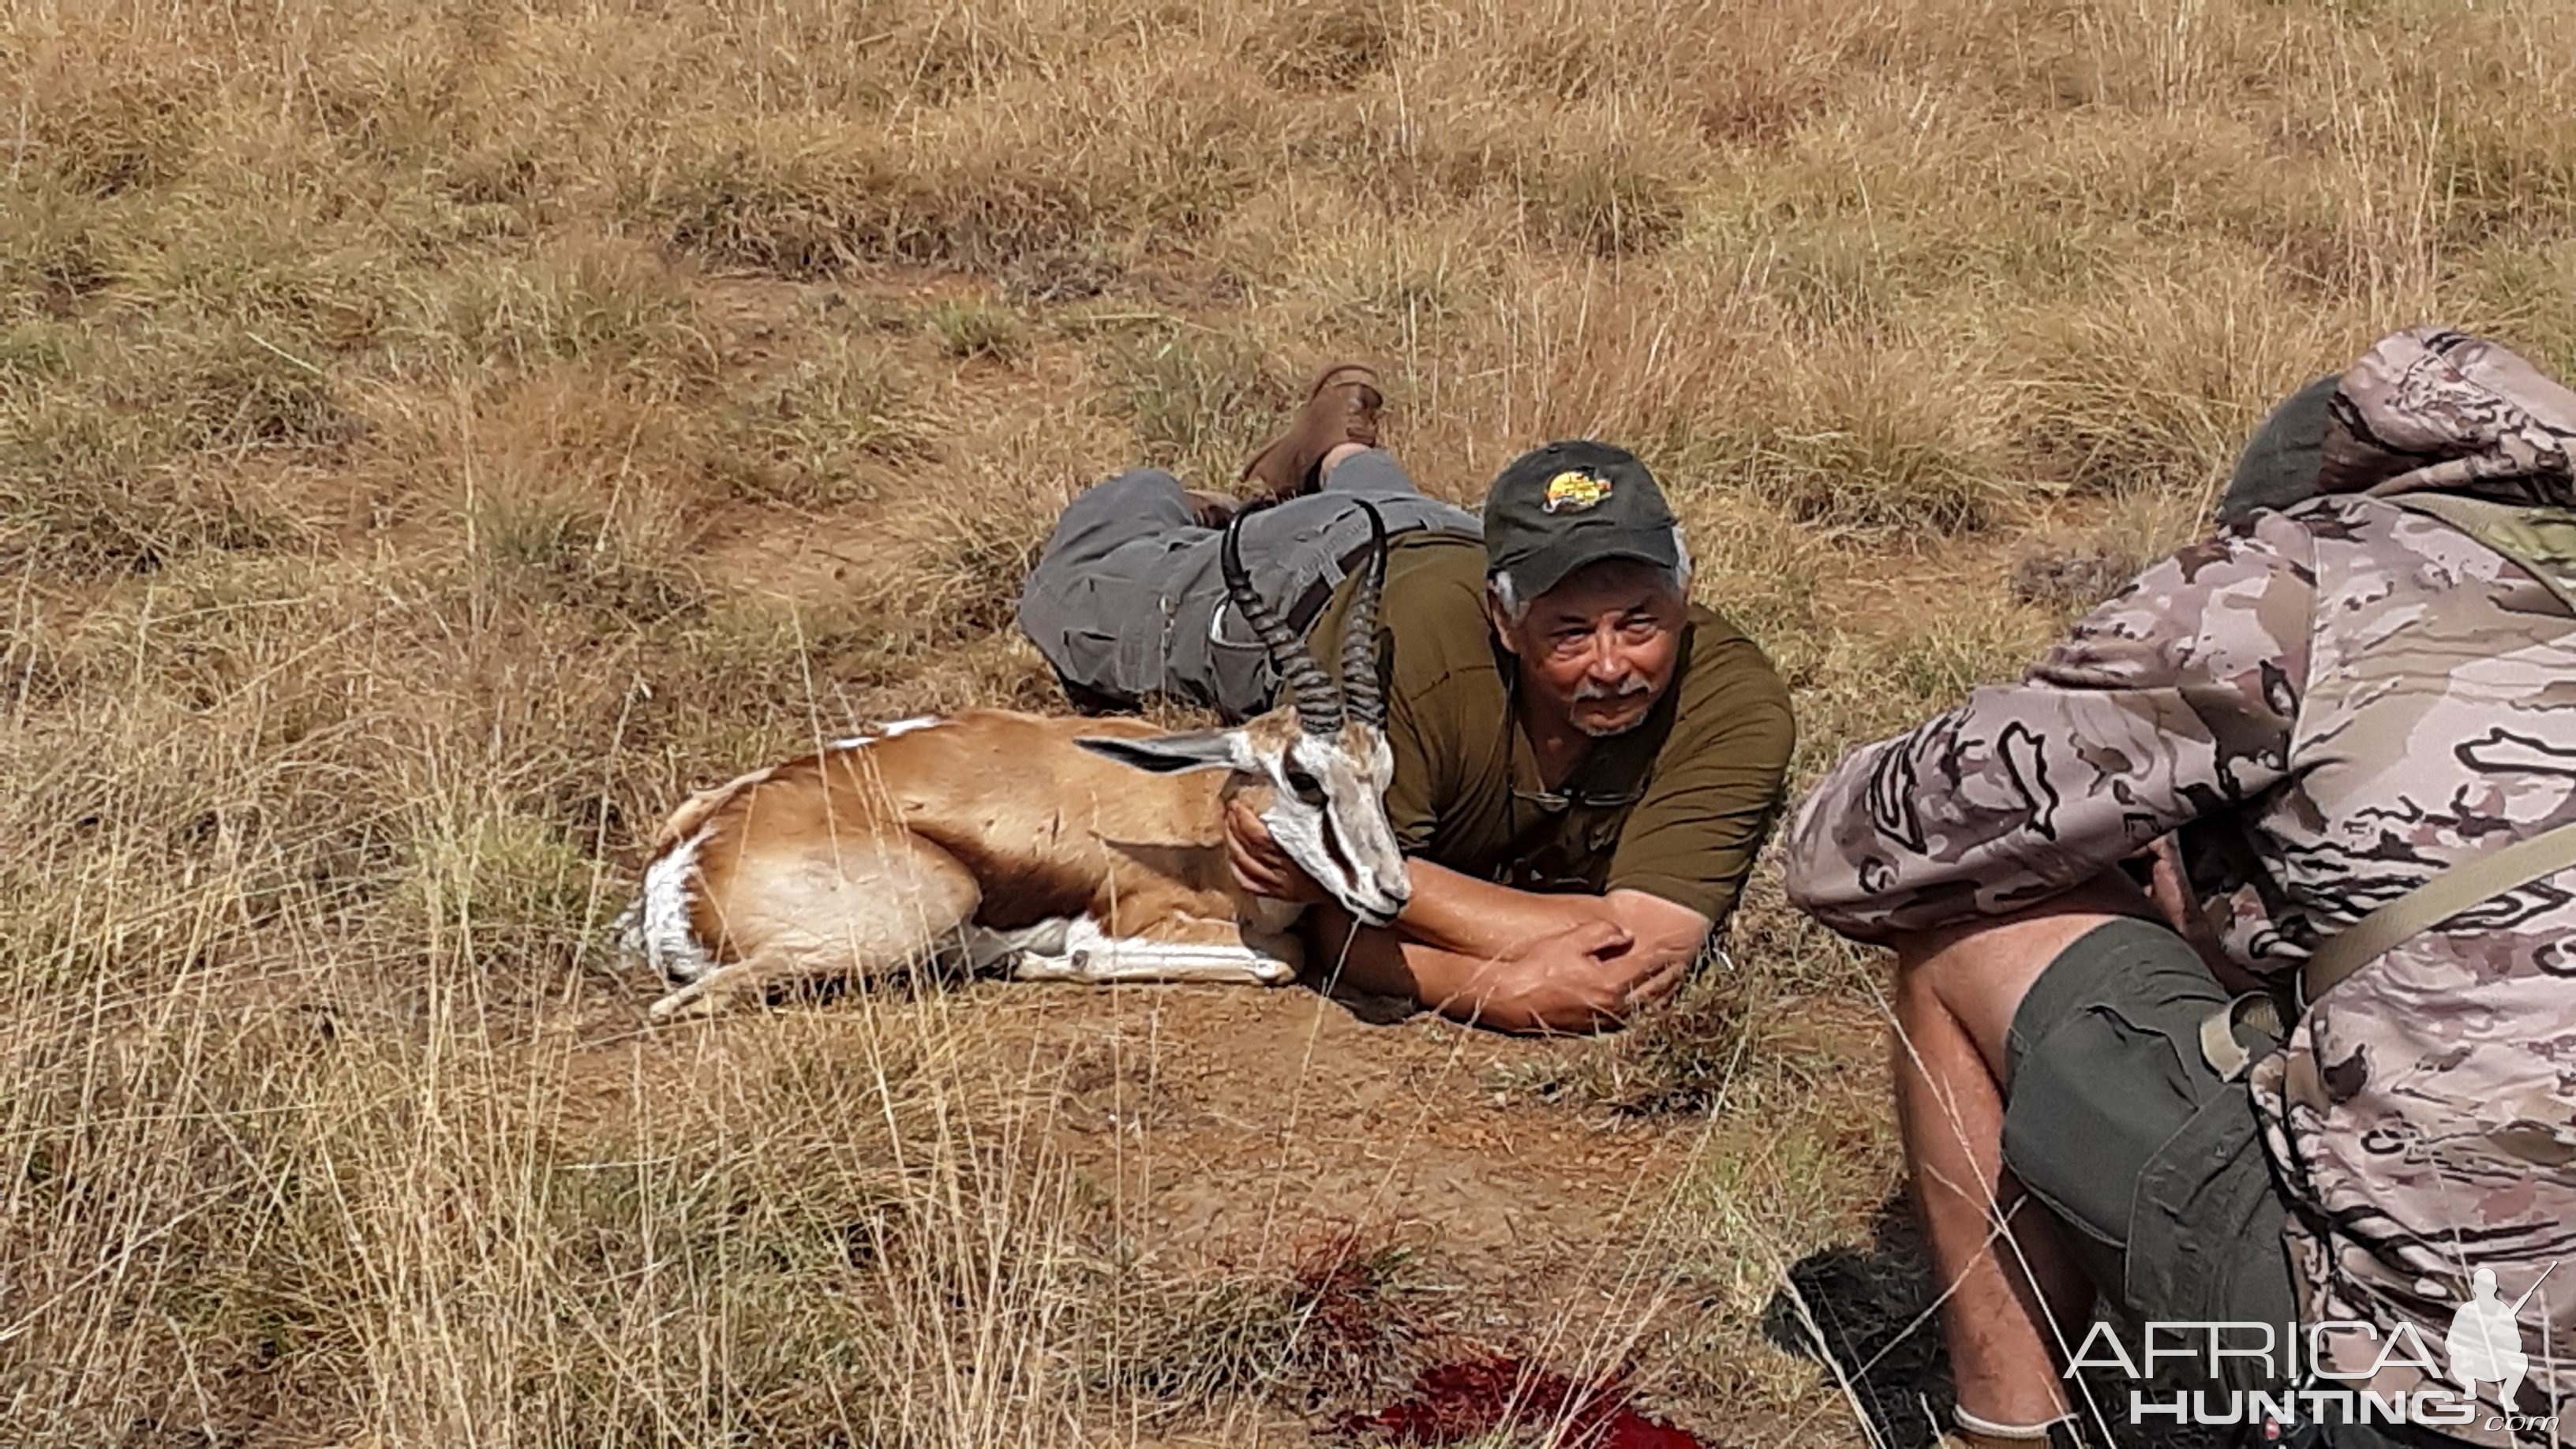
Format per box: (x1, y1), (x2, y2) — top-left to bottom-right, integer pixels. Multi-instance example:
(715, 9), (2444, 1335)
(620, 504), (1410, 1020)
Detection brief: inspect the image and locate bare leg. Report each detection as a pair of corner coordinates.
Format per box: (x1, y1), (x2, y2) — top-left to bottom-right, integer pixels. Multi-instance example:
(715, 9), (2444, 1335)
(1889, 873), (2155, 1432)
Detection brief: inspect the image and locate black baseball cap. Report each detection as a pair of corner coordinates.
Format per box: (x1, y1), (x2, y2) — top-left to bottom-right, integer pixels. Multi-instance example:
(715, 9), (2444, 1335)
(1481, 440), (1682, 598)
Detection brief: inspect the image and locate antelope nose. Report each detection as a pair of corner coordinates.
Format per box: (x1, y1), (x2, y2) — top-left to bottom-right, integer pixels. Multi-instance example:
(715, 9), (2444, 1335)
(1371, 877), (1412, 922)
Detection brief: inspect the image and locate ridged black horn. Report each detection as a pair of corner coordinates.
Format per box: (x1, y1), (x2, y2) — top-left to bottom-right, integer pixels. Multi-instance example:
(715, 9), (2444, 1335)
(1340, 502), (1390, 730)
(1222, 509), (1342, 734)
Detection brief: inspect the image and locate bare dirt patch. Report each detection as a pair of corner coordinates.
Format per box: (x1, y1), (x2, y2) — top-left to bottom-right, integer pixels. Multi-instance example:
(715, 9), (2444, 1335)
(996, 984), (1687, 1307)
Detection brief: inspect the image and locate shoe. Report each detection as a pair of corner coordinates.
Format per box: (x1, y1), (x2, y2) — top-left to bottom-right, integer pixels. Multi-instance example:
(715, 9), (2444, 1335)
(1239, 363), (1383, 500)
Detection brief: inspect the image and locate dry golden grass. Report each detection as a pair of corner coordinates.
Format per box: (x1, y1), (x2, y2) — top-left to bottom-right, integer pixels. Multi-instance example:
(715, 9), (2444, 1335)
(4, 0), (2574, 1442)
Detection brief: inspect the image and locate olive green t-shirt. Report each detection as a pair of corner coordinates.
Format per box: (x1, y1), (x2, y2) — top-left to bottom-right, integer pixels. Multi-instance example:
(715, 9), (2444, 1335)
(1307, 533), (1795, 924)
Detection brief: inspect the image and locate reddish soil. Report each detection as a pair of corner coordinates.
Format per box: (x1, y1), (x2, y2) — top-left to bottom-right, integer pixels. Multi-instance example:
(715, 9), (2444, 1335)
(986, 980), (1711, 1324)
(964, 978), (1911, 1444)
(1334, 1355), (1709, 1447)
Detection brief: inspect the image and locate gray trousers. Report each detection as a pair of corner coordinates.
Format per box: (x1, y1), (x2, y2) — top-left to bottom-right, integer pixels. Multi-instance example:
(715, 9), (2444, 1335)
(1015, 451), (1481, 721)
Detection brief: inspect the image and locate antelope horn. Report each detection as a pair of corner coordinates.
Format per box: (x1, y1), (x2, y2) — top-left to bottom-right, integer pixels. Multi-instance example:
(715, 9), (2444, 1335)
(1222, 509), (1342, 734)
(1339, 501), (1390, 730)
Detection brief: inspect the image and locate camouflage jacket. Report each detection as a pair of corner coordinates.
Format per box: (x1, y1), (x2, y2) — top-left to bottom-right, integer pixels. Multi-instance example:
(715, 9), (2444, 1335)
(1784, 488), (2576, 1433)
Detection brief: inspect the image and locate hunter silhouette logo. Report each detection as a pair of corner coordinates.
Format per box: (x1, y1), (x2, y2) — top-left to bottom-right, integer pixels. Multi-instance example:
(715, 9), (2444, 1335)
(1541, 470), (1611, 512)
(2445, 1263), (2553, 1406)
(2064, 1257), (2563, 1433)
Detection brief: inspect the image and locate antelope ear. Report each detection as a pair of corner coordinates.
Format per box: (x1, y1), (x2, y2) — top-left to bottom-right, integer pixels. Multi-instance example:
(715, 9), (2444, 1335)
(1073, 729), (1249, 775)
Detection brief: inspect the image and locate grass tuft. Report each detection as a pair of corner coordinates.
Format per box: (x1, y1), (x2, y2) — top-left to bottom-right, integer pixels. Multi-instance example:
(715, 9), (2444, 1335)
(1667, 346), (2018, 535)
(1248, 0), (1396, 92)
(1522, 137), (1694, 258)
(707, 338), (938, 507)
(647, 118), (1095, 278)
(1102, 328), (1287, 480)
(1496, 971), (1754, 1117)
(925, 298), (1032, 364)
(399, 240), (701, 383)
(0, 187), (116, 312)
(16, 65), (205, 197)
(0, 324), (350, 572)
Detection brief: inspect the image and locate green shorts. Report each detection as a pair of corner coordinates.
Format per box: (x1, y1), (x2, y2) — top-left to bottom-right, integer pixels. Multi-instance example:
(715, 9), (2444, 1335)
(1999, 919), (2464, 1449)
(1999, 916), (2298, 1363)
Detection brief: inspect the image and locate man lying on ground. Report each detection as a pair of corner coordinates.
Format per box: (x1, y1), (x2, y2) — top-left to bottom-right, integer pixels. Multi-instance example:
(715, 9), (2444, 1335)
(1784, 328), (2576, 1449)
(1017, 366), (1795, 1033)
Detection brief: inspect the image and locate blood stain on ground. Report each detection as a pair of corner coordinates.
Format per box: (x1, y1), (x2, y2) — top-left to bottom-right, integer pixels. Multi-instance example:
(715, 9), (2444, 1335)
(1331, 1354), (1710, 1448)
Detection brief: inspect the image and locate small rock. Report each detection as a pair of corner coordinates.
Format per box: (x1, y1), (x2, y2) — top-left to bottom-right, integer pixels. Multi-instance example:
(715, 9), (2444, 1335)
(2008, 549), (2138, 612)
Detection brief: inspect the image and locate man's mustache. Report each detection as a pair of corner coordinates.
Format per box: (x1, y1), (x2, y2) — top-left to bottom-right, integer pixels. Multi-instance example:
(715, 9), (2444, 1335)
(1573, 675), (1653, 703)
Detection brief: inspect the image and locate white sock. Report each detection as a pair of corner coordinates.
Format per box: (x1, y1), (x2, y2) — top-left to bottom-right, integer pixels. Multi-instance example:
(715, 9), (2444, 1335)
(1953, 1406), (2075, 1441)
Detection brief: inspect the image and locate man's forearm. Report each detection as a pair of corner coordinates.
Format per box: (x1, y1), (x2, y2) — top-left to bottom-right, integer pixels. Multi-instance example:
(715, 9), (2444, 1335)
(1298, 910), (1481, 1014)
(1303, 906), (1605, 1033)
(1782, 523), (2307, 944)
(1386, 859), (1616, 957)
(1303, 863), (1715, 1033)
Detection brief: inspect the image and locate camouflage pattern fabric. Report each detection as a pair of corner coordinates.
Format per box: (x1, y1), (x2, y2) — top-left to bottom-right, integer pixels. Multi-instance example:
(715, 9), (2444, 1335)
(1784, 328), (2576, 1442)
(2321, 328), (2576, 500)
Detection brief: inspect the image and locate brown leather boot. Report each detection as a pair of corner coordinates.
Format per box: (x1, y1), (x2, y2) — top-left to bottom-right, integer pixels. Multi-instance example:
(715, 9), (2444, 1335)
(1239, 363), (1383, 500)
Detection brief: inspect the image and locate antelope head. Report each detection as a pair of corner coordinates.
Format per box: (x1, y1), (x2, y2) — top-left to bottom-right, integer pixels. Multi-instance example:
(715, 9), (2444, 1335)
(1075, 503), (1412, 926)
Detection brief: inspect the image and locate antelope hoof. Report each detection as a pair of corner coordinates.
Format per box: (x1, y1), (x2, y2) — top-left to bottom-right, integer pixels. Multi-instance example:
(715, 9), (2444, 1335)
(647, 980), (723, 1023)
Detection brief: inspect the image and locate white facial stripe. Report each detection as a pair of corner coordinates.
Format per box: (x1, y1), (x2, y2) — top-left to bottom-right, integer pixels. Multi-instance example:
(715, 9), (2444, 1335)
(1260, 734), (1352, 899)
(1253, 729), (1410, 923)
(1325, 732), (1409, 918)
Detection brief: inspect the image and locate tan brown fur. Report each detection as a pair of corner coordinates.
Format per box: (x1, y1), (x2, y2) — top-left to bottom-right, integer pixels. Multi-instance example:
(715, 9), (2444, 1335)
(642, 710), (1293, 1018)
(651, 763), (777, 851)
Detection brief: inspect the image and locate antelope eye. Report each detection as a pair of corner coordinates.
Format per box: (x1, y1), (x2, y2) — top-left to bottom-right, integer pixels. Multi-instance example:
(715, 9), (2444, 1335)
(1282, 769), (1325, 803)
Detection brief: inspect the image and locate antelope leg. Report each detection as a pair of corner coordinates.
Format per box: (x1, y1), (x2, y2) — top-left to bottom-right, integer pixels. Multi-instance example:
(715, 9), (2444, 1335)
(1009, 919), (1294, 987)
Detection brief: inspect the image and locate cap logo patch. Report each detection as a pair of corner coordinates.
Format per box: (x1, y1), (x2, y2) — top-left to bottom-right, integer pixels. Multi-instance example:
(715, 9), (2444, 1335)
(1541, 470), (1611, 513)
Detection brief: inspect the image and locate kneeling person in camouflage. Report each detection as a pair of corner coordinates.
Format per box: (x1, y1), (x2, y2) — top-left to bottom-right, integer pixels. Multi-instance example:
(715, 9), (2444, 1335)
(1784, 329), (2576, 1449)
